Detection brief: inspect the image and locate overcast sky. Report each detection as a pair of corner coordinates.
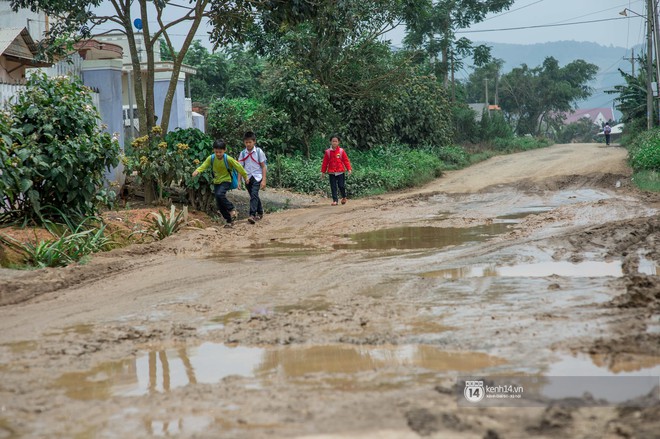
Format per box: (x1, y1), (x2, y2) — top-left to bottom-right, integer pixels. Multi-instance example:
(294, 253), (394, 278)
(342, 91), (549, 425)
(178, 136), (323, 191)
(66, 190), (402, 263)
(387, 0), (647, 49)
(94, 0), (649, 51)
(460, 0), (647, 48)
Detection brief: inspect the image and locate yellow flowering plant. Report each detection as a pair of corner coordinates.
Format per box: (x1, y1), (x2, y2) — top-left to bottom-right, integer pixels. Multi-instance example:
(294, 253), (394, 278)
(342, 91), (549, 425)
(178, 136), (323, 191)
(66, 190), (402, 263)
(125, 125), (192, 203)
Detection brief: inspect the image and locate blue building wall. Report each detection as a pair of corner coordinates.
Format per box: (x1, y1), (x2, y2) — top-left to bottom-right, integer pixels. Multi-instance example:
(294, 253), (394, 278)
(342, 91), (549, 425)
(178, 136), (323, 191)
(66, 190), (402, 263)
(81, 60), (125, 189)
(154, 76), (186, 130)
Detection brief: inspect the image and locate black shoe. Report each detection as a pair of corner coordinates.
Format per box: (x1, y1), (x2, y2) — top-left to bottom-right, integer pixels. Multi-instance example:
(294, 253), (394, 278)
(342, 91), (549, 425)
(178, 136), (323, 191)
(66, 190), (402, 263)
(224, 221), (233, 228)
(248, 216), (256, 224)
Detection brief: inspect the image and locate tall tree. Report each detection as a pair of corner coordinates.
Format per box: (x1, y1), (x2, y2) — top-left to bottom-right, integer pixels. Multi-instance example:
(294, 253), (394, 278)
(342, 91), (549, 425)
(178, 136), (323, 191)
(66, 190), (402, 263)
(403, 0), (514, 83)
(9, 0), (308, 135)
(249, 0), (423, 149)
(498, 57), (598, 135)
(606, 56), (651, 134)
(464, 58), (504, 104)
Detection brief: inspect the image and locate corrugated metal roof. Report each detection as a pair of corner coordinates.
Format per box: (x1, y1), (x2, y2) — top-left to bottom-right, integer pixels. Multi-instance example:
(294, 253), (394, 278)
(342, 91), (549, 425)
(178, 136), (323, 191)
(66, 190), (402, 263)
(0, 27), (38, 57)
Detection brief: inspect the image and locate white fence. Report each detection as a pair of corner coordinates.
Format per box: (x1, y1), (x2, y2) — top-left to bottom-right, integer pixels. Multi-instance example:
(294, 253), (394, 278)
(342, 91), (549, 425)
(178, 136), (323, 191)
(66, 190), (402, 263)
(185, 97), (193, 129)
(0, 82), (101, 117)
(0, 83), (24, 108)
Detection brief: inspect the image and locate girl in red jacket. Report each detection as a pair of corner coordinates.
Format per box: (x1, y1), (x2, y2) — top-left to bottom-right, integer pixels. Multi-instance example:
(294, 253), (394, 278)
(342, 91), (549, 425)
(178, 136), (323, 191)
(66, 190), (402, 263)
(320, 134), (352, 205)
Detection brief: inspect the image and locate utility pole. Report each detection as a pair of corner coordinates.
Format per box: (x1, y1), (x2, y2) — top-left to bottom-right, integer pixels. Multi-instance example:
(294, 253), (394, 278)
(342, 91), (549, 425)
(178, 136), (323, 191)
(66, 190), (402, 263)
(484, 78), (490, 117)
(653, 0), (660, 125)
(494, 70), (499, 107)
(647, 0), (654, 129)
(624, 48), (636, 77)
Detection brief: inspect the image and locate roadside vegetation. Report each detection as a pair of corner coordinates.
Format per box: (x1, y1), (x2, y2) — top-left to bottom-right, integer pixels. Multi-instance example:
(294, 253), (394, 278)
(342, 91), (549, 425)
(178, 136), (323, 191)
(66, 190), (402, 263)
(2, 0), (624, 268)
(608, 55), (660, 192)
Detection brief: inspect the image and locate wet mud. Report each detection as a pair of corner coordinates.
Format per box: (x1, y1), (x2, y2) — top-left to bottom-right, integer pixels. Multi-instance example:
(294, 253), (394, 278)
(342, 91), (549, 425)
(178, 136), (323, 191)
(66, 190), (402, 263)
(0, 143), (659, 438)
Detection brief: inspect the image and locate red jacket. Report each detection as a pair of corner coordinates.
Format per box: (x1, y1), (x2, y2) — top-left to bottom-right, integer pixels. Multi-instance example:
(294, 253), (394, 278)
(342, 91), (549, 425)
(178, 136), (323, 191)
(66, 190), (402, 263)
(321, 147), (352, 173)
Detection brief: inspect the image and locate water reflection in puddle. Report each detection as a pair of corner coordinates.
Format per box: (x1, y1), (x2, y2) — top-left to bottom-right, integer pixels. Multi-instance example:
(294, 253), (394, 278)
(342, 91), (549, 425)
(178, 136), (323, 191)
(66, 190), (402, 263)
(638, 255), (659, 276)
(495, 208), (552, 223)
(422, 261), (624, 279)
(55, 344), (507, 400)
(333, 224), (511, 251)
(537, 353), (660, 403)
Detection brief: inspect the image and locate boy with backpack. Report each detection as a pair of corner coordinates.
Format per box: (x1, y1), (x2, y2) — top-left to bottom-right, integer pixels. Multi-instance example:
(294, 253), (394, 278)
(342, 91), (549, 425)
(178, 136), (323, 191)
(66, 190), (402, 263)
(238, 131), (268, 224)
(192, 139), (247, 227)
(604, 122), (612, 146)
(320, 134), (352, 205)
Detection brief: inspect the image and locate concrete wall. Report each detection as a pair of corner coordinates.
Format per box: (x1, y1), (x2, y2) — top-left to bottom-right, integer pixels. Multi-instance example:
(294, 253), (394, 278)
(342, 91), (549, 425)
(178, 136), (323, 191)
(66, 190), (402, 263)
(0, 7), (47, 41)
(81, 59), (126, 189)
(154, 71), (186, 130)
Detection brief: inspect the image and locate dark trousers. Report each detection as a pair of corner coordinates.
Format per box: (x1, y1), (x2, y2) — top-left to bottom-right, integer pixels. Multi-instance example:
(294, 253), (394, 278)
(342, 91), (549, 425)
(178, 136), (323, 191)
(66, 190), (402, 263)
(329, 173), (346, 202)
(214, 182), (235, 222)
(245, 177), (263, 216)
(605, 134), (611, 145)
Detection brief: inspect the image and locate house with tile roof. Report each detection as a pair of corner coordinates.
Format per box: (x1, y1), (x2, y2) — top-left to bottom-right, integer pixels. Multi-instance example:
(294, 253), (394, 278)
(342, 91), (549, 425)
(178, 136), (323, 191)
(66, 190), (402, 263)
(562, 108), (615, 126)
(0, 27), (50, 84)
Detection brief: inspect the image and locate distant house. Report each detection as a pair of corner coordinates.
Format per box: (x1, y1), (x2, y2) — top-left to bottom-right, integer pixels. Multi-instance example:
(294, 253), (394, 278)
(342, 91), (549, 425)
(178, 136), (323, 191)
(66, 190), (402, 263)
(468, 103), (502, 122)
(95, 32), (201, 138)
(563, 108), (615, 126)
(0, 27), (50, 84)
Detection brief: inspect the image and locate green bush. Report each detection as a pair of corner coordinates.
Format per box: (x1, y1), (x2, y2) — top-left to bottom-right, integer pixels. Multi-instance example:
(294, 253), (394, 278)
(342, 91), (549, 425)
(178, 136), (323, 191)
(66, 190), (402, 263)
(206, 98), (291, 154)
(437, 145), (470, 169)
(0, 214), (112, 268)
(269, 144), (444, 197)
(165, 128), (216, 210)
(0, 73), (120, 224)
(125, 126), (191, 203)
(631, 170), (660, 192)
(265, 64), (335, 157)
(452, 103), (480, 144)
(392, 74), (454, 148)
(557, 119), (598, 143)
(492, 136), (553, 152)
(628, 128), (660, 171)
(480, 110), (513, 141)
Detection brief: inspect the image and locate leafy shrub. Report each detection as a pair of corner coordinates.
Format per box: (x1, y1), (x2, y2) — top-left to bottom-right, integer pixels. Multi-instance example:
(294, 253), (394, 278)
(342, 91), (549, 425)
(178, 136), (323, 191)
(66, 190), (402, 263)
(125, 126), (191, 202)
(206, 98), (291, 154)
(0, 73), (120, 224)
(437, 145), (470, 169)
(491, 136), (553, 152)
(165, 128), (216, 210)
(270, 144), (443, 197)
(0, 215), (112, 268)
(480, 110), (513, 141)
(144, 205), (189, 240)
(392, 74), (454, 148)
(265, 63), (335, 157)
(631, 170), (660, 192)
(628, 128), (660, 171)
(557, 119), (598, 143)
(452, 103), (480, 144)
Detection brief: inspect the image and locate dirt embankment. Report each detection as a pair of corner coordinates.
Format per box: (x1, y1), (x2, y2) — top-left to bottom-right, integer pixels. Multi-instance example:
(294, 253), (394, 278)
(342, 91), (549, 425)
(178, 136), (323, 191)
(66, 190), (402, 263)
(0, 143), (658, 439)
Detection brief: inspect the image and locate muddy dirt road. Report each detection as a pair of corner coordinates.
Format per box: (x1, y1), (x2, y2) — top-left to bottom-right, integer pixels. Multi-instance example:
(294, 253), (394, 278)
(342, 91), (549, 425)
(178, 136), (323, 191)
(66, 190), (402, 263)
(1, 143), (659, 439)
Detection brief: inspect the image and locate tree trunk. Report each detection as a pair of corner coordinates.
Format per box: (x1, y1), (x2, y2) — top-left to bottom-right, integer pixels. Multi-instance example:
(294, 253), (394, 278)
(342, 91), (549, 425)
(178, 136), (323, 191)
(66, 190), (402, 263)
(161, 1), (209, 133)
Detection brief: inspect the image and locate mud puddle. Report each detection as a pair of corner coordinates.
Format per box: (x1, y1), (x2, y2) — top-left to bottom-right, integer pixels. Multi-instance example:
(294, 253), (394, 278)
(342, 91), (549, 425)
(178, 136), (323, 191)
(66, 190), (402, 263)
(421, 260), (624, 279)
(333, 223), (511, 251)
(54, 343), (508, 401)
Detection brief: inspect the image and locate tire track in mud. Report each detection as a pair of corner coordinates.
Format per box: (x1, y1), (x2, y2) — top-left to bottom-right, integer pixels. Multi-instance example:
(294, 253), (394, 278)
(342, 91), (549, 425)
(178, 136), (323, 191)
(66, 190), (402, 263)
(1, 143), (659, 439)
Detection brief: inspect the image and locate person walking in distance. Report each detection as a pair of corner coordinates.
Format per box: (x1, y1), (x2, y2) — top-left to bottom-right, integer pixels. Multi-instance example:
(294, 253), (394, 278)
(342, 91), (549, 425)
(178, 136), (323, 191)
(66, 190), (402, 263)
(321, 134), (352, 206)
(604, 122), (612, 146)
(192, 139), (247, 228)
(238, 131), (267, 224)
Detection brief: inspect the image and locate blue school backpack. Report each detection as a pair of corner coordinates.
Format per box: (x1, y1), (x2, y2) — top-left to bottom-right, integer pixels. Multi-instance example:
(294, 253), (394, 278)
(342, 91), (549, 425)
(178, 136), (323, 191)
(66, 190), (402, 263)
(210, 154), (238, 189)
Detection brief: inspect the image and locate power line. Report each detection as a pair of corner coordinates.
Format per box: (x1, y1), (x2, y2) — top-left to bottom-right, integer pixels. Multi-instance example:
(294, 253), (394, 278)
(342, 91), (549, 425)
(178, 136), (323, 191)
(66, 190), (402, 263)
(481, 0), (546, 23)
(457, 16), (629, 35)
(546, 1), (643, 25)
